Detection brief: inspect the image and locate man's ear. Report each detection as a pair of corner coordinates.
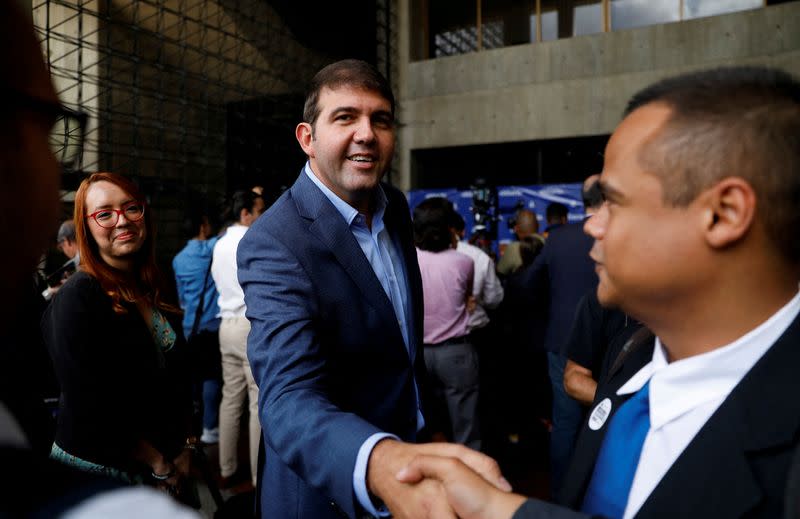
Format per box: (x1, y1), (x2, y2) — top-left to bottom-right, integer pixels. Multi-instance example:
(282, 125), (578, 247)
(703, 177), (756, 249)
(239, 207), (250, 225)
(296, 122), (314, 158)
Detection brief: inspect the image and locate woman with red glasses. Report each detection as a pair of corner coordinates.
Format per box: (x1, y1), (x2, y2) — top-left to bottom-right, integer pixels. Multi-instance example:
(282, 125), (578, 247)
(41, 172), (193, 495)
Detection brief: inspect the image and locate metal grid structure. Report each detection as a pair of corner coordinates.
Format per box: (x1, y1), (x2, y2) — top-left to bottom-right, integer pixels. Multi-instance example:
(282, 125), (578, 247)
(32, 0), (396, 258)
(375, 0), (399, 184)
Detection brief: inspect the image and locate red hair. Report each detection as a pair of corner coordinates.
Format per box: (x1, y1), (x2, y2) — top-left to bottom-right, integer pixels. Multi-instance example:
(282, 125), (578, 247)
(74, 172), (179, 315)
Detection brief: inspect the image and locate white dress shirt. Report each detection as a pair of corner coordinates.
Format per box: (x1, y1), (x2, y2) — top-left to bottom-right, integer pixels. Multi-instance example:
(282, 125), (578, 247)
(211, 224), (249, 319)
(456, 241), (504, 331)
(621, 290), (800, 519)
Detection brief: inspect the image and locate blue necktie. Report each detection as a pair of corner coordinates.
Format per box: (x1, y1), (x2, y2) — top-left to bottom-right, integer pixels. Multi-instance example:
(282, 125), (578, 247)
(581, 381), (651, 519)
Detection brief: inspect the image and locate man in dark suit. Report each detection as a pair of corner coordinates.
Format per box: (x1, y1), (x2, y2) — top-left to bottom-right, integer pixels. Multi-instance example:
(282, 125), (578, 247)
(515, 176), (601, 495)
(237, 59), (504, 519)
(395, 66), (800, 519)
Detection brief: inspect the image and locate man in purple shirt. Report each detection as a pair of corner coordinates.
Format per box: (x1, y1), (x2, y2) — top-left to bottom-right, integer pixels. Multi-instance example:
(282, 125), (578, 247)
(413, 198), (479, 450)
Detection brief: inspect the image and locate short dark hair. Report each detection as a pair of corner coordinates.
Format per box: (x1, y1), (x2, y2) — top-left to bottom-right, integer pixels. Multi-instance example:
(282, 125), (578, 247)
(303, 59), (395, 125)
(582, 179), (603, 210)
(451, 211), (466, 233)
(626, 66), (800, 262)
(415, 196), (462, 229)
(413, 198), (455, 252)
(182, 200), (221, 240)
(231, 190), (262, 222)
(546, 202), (568, 223)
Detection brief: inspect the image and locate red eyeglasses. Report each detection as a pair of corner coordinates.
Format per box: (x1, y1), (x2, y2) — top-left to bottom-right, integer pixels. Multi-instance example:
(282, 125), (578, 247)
(85, 201), (146, 229)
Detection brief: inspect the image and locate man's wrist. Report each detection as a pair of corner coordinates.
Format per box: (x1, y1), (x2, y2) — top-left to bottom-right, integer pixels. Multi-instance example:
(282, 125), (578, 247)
(356, 434), (398, 517)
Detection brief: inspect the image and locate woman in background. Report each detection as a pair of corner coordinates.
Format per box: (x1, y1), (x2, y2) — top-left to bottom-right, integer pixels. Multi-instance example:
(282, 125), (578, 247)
(42, 172), (193, 493)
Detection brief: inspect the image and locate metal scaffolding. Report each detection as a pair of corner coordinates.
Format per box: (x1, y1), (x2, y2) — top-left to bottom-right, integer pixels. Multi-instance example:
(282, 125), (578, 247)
(32, 0), (396, 258)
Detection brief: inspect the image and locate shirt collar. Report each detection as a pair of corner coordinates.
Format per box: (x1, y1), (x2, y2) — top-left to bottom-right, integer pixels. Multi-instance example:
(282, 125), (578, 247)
(618, 289), (800, 429)
(304, 162), (387, 229)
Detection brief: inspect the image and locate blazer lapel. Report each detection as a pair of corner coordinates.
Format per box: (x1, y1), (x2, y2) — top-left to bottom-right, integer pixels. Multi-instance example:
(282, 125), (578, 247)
(636, 313), (800, 518)
(559, 334), (656, 508)
(382, 185), (424, 358)
(291, 171), (405, 343)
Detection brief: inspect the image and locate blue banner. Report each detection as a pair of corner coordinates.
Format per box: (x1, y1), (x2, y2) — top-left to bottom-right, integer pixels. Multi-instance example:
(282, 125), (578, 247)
(408, 183), (585, 255)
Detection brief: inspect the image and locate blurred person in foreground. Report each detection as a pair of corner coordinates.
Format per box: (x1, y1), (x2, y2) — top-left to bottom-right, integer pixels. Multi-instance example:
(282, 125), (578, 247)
(237, 58), (506, 518)
(398, 65), (800, 519)
(42, 172), (194, 495)
(0, 2), (197, 516)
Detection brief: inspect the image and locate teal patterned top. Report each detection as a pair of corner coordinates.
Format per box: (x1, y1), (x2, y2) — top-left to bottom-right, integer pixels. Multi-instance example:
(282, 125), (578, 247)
(151, 307), (177, 352)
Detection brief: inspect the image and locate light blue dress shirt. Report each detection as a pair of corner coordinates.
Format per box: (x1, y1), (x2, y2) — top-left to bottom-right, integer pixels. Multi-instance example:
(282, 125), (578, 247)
(172, 237), (221, 338)
(304, 164), (423, 516)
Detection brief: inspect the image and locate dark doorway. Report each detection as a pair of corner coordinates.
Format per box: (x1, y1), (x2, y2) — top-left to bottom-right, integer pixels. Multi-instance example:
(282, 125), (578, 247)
(411, 134), (609, 189)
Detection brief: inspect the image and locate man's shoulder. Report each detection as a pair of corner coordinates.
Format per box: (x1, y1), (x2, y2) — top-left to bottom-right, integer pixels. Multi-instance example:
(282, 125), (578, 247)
(238, 192), (307, 261)
(174, 239), (212, 264)
(247, 191), (301, 239)
(548, 221), (584, 238)
(173, 242), (191, 260)
(216, 224), (248, 246)
(545, 221), (592, 254)
(456, 240), (488, 261)
(446, 248), (475, 268)
(270, 188), (300, 218)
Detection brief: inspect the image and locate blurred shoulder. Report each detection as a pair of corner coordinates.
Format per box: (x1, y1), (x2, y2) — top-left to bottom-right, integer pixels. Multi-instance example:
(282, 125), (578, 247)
(56, 271), (101, 299)
(44, 271), (105, 322)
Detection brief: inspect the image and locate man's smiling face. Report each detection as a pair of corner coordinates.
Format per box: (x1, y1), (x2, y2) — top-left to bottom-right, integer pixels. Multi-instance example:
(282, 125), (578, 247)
(296, 85), (395, 211)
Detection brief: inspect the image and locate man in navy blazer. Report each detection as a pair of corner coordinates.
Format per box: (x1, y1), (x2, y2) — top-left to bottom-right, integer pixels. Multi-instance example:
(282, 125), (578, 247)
(237, 59), (504, 519)
(395, 66), (800, 519)
(515, 177), (601, 495)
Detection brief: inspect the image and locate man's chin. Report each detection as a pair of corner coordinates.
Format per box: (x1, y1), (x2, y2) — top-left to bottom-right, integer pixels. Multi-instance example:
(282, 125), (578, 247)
(596, 284), (620, 309)
(346, 175), (383, 194)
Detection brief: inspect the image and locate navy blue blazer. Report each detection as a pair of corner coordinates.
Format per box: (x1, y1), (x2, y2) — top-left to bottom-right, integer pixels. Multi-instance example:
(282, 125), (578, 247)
(559, 313), (800, 518)
(518, 220), (597, 355)
(237, 170), (425, 519)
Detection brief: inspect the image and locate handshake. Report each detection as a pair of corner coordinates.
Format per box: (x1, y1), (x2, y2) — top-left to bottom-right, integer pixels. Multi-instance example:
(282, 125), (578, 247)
(367, 440), (526, 519)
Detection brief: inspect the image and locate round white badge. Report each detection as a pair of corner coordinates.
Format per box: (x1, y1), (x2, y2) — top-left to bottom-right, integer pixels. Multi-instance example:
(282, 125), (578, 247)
(588, 398), (612, 431)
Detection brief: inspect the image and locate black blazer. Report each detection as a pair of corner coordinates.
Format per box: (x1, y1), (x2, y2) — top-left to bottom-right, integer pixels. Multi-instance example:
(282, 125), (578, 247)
(559, 313), (800, 518)
(41, 271), (192, 473)
(516, 221), (597, 354)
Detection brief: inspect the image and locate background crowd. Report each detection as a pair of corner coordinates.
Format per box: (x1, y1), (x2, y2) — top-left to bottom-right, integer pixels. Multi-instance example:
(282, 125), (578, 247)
(2, 2), (800, 519)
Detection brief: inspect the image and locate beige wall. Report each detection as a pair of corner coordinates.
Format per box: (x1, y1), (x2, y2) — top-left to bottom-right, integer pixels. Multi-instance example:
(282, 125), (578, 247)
(394, 2), (800, 190)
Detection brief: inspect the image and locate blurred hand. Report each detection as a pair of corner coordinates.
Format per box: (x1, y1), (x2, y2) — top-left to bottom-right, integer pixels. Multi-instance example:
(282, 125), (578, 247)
(173, 448), (193, 479)
(367, 440), (510, 519)
(396, 454), (526, 519)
